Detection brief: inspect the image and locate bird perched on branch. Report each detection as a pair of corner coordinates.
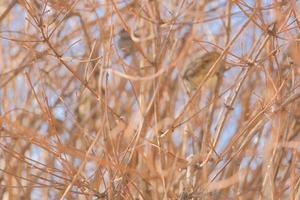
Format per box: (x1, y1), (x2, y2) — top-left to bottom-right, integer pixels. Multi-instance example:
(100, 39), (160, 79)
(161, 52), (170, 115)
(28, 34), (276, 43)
(118, 29), (135, 58)
(183, 51), (225, 91)
(286, 35), (300, 67)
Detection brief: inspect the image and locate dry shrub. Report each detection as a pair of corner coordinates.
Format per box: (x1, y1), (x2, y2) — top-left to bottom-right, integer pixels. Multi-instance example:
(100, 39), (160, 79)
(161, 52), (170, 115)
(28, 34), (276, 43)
(0, 0), (300, 199)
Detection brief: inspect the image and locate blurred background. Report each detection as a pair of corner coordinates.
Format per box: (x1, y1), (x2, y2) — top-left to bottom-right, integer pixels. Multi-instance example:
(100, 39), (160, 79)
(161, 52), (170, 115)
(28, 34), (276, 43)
(0, 0), (299, 199)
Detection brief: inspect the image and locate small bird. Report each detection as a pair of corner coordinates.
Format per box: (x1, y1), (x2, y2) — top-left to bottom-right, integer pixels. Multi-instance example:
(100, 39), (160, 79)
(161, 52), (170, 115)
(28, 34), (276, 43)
(118, 29), (135, 58)
(286, 35), (300, 66)
(183, 51), (224, 90)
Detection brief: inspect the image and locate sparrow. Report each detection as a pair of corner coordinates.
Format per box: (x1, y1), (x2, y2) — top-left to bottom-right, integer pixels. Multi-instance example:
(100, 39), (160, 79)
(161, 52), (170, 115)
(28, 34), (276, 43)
(118, 29), (135, 58)
(183, 51), (224, 90)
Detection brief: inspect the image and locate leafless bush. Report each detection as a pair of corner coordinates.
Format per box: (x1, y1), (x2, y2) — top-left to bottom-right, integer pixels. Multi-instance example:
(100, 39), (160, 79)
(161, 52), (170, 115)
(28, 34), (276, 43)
(0, 0), (299, 199)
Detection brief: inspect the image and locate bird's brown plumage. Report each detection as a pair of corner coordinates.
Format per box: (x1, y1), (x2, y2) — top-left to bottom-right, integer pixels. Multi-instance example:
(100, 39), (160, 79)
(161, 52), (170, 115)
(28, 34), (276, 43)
(183, 51), (224, 90)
